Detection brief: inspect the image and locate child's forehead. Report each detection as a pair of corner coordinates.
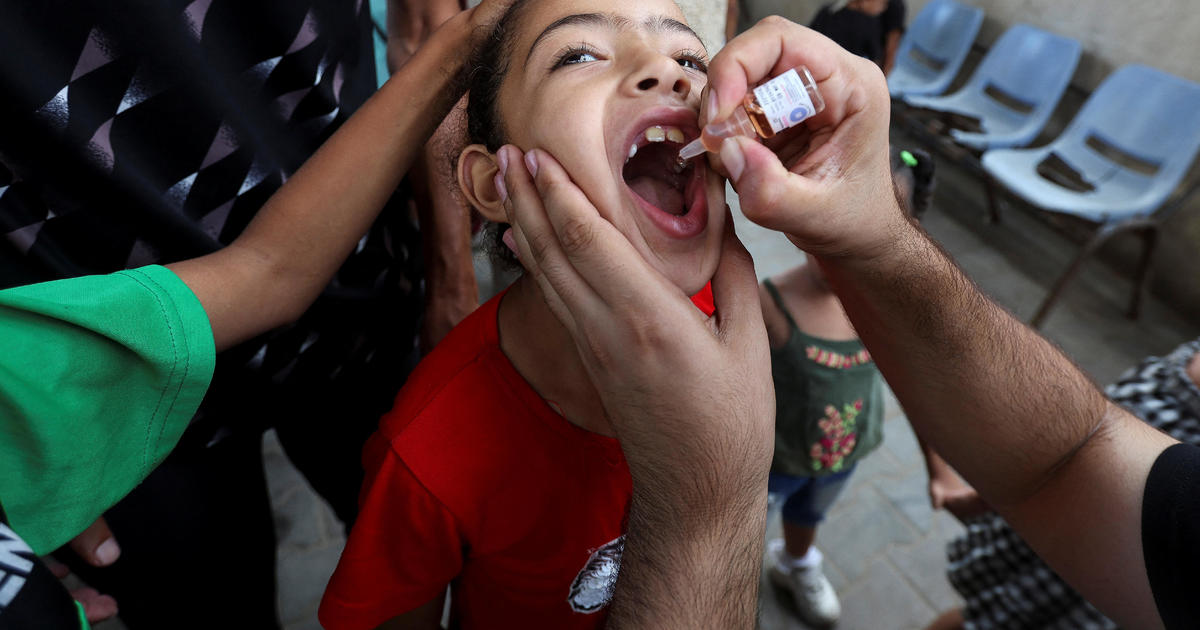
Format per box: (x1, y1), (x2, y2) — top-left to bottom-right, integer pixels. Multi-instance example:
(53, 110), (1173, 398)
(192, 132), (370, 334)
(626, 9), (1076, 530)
(522, 0), (688, 22)
(515, 0), (696, 51)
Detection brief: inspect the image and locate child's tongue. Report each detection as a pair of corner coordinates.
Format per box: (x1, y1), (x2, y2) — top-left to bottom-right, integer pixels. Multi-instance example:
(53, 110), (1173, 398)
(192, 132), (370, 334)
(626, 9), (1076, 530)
(628, 176), (685, 216)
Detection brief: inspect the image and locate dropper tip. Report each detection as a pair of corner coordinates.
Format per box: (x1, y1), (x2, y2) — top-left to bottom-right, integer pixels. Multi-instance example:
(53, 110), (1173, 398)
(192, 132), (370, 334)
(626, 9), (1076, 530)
(677, 138), (706, 162)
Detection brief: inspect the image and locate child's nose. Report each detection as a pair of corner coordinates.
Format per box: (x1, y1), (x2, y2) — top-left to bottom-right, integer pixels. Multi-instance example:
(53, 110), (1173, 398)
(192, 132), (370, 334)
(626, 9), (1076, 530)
(628, 56), (691, 99)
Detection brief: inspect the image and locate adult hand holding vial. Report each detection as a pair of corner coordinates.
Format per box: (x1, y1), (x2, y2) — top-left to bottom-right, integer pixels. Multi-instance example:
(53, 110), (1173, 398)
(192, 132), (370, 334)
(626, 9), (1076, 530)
(701, 17), (901, 261)
(677, 66), (825, 161)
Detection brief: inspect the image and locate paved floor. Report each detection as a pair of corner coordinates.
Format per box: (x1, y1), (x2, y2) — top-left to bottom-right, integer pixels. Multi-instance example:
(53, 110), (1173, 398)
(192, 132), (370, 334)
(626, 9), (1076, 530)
(94, 122), (1198, 629)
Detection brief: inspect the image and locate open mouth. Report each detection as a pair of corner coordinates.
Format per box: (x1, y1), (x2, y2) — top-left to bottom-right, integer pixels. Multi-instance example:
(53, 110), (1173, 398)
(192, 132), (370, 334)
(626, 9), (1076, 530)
(622, 125), (698, 217)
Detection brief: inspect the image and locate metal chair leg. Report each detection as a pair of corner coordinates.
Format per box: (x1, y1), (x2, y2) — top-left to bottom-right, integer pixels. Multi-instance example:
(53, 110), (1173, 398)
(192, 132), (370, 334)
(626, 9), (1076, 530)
(1127, 224), (1159, 320)
(1029, 224), (1119, 328)
(984, 176), (1002, 224)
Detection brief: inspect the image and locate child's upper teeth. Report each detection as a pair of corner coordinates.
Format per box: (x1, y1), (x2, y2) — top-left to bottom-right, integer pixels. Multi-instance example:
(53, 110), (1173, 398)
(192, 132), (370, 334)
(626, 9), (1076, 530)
(626, 126), (689, 163)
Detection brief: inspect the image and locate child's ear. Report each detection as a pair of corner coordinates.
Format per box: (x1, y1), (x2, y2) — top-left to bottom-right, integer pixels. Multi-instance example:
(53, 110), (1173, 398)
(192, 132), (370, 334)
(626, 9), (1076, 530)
(457, 144), (506, 222)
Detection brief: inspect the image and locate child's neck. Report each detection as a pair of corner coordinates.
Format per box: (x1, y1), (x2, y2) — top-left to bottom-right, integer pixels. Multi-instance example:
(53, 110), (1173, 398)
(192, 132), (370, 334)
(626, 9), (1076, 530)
(497, 275), (615, 438)
(800, 262), (837, 297)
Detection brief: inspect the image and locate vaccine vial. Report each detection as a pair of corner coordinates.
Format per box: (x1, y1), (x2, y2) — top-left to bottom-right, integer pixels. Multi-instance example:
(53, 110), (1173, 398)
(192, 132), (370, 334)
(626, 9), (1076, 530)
(678, 66), (825, 162)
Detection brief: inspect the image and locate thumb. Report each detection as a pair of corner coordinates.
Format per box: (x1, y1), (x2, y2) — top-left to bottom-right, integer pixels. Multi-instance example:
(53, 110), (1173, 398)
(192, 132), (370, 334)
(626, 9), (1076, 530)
(69, 517), (120, 567)
(709, 207), (765, 345)
(720, 136), (819, 236)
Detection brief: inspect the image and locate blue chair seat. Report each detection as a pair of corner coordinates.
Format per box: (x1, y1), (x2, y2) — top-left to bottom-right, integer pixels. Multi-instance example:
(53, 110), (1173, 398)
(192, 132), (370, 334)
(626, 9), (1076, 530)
(905, 24), (1081, 150)
(908, 90), (1033, 149)
(982, 147), (1160, 222)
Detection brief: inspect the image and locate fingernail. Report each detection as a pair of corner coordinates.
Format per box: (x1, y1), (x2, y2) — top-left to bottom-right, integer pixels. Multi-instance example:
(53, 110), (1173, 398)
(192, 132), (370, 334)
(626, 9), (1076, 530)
(94, 538), (121, 565)
(493, 171), (508, 204)
(496, 146), (509, 177)
(706, 89), (720, 122)
(720, 136), (745, 181)
(501, 227), (517, 254)
(524, 150), (539, 177)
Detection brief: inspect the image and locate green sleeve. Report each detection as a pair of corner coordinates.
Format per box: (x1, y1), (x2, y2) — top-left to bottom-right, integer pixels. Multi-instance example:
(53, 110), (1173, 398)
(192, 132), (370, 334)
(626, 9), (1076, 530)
(0, 265), (216, 554)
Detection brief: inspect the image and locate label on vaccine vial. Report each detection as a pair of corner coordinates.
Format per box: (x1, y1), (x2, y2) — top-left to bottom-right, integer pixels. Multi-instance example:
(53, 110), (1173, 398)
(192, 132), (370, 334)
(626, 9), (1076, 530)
(752, 68), (817, 134)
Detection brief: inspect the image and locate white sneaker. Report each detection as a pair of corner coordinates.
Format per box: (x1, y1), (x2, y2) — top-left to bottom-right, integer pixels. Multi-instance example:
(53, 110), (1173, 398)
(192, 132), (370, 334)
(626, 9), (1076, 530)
(767, 538), (841, 627)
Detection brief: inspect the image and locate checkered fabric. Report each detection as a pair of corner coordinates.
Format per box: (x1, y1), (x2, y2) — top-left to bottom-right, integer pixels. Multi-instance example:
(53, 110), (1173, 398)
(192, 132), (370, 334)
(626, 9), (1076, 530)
(0, 0), (422, 427)
(1107, 339), (1200, 446)
(948, 513), (1117, 630)
(946, 338), (1200, 630)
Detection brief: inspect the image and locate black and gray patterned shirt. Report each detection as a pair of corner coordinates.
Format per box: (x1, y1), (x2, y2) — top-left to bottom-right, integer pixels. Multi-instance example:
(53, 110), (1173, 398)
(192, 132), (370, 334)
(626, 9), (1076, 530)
(0, 0), (422, 430)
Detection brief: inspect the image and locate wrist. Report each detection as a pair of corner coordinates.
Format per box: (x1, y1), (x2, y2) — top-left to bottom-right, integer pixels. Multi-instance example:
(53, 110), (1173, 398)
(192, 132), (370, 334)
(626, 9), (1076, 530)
(418, 9), (478, 72)
(812, 210), (927, 282)
(625, 449), (769, 534)
(613, 490), (765, 627)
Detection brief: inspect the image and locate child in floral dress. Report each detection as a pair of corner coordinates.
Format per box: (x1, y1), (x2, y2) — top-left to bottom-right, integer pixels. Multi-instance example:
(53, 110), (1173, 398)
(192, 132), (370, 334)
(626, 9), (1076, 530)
(761, 147), (933, 627)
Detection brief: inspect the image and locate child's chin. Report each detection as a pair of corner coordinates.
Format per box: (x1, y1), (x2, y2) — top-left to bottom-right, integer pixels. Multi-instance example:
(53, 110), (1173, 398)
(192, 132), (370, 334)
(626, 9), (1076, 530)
(669, 269), (715, 298)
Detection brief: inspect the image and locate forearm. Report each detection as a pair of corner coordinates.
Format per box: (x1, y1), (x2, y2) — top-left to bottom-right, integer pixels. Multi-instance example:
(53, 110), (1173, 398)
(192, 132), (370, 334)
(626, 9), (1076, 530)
(608, 415), (769, 628)
(820, 218), (1174, 627)
(418, 194), (477, 312)
(413, 99), (479, 352)
(883, 31), (900, 75)
(171, 10), (479, 351)
(820, 217), (1108, 509)
(387, 0), (463, 73)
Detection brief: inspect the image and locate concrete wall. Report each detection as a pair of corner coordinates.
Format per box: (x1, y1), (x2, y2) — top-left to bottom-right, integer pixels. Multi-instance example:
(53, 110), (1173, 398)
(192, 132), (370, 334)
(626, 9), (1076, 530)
(737, 0), (824, 27)
(741, 0), (1200, 319)
(904, 0), (1200, 90)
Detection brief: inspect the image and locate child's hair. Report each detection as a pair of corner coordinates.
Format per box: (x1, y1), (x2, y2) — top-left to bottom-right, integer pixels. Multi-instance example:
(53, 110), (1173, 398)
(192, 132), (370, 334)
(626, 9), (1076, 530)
(464, 0), (534, 152)
(462, 0), (534, 270)
(890, 146), (935, 219)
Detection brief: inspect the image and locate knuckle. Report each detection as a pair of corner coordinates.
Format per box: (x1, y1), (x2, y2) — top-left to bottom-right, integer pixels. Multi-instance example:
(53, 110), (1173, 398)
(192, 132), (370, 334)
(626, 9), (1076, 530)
(524, 228), (556, 265)
(758, 14), (788, 29)
(557, 215), (597, 254)
(581, 328), (616, 369)
(744, 182), (782, 219)
(538, 173), (571, 200)
(626, 317), (671, 351)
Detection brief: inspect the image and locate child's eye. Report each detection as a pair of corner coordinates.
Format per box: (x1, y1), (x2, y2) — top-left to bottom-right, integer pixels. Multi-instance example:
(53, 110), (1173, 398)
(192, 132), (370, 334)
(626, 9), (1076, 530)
(675, 51), (709, 73)
(552, 46), (601, 70)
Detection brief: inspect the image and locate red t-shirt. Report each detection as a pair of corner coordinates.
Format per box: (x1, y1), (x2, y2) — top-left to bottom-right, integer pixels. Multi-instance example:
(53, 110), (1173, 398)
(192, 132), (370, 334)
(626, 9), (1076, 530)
(320, 292), (630, 629)
(319, 286), (716, 630)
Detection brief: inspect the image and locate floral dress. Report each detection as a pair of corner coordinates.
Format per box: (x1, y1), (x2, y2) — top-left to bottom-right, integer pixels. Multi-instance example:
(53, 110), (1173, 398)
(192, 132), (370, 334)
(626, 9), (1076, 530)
(764, 279), (885, 478)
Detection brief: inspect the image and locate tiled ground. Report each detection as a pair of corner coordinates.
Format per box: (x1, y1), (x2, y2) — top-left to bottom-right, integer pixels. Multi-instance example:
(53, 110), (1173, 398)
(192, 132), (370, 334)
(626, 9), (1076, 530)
(94, 121), (1198, 630)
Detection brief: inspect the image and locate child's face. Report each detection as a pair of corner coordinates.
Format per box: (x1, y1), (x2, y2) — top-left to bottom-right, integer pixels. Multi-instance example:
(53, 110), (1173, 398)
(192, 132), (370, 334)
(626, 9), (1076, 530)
(495, 0), (725, 295)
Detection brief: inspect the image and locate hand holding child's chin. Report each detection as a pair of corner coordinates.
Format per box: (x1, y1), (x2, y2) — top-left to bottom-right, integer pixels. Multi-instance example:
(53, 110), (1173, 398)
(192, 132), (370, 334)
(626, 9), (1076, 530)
(495, 143), (774, 510)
